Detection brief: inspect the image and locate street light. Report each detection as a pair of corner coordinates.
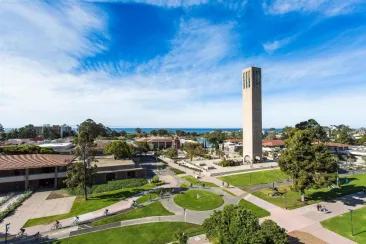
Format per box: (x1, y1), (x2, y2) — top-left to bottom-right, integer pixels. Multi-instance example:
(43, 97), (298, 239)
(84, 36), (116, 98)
(283, 189), (287, 209)
(5, 223), (10, 244)
(349, 209), (354, 236)
(336, 157), (339, 187)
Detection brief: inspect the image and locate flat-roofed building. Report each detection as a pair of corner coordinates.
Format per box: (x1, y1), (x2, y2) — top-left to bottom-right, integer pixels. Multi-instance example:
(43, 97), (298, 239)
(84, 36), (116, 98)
(93, 156), (146, 183)
(135, 137), (174, 149)
(0, 154), (75, 192)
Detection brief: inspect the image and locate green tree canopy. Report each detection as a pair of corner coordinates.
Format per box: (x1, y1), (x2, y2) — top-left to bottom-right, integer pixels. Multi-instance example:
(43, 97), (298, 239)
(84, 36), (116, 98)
(104, 141), (134, 159)
(0, 144), (56, 155)
(64, 161), (97, 193)
(135, 128), (142, 134)
(183, 143), (203, 161)
(202, 205), (288, 244)
(18, 124), (37, 138)
(207, 129), (226, 149)
(164, 148), (178, 159)
(278, 129), (337, 201)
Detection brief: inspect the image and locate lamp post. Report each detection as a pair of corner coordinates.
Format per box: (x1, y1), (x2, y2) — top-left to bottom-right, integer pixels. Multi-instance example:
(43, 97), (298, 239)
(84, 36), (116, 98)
(336, 157), (339, 187)
(5, 223), (10, 244)
(349, 209), (354, 236)
(284, 189), (287, 209)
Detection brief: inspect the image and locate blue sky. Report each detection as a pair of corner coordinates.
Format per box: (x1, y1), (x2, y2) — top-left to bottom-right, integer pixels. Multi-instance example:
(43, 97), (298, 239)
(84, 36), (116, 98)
(1, 0), (366, 128)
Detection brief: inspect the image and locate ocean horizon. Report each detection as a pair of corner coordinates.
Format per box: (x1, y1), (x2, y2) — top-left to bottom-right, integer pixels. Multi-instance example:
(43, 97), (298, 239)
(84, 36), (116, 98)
(4, 127), (282, 133)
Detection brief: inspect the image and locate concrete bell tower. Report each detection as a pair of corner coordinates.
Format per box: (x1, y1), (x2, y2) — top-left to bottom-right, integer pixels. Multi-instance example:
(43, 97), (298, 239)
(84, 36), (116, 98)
(242, 66), (262, 164)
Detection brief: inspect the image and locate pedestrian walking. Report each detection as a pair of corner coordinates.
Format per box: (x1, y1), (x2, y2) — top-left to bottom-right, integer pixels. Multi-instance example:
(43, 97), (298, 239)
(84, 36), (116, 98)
(184, 208), (187, 222)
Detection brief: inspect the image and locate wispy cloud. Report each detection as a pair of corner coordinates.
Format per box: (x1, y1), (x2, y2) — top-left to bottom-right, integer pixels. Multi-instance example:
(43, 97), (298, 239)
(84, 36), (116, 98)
(262, 36), (294, 53)
(263, 0), (366, 16)
(1, 0), (366, 129)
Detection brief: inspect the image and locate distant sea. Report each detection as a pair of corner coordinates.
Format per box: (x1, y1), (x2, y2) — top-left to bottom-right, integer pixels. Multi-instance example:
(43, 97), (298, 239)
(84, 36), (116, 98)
(4, 128), (282, 133)
(110, 128), (282, 133)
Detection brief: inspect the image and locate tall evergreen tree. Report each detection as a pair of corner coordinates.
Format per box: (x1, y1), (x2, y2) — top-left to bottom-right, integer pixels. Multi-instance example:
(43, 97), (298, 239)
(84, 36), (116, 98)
(278, 129), (337, 201)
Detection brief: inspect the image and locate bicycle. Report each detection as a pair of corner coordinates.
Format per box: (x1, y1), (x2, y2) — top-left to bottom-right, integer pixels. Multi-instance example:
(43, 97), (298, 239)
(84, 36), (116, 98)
(51, 222), (62, 230)
(14, 230), (28, 240)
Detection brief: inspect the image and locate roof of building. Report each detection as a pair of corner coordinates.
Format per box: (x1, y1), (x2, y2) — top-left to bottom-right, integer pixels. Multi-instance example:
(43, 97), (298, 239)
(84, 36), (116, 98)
(262, 140), (285, 147)
(135, 137), (173, 143)
(0, 154), (76, 170)
(224, 139), (242, 143)
(94, 156), (136, 167)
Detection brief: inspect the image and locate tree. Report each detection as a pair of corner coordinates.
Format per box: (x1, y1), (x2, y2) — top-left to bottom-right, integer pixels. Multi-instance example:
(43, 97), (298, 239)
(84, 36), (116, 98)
(295, 119), (328, 142)
(104, 141), (134, 159)
(164, 148), (178, 159)
(333, 125), (354, 145)
(278, 129), (337, 201)
(74, 119), (100, 200)
(136, 128), (142, 134)
(281, 126), (293, 139)
(174, 230), (188, 244)
(183, 143), (203, 161)
(18, 124), (37, 138)
(5, 129), (19, 139)
(202, 205), (288, 244)
(0, 123), (5, 139)
(119, 130), (127, 137)
(64, 161), (97, 195)
(207, 129), (226, 149)
(150, 130), (158, 136)
(261, 219), (288, 244)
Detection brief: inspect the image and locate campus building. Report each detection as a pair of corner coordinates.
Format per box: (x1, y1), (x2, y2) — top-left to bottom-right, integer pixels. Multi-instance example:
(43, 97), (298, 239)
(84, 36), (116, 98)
(242, 66), (263, 163)
(0, 154), (146, 192)
(135, 137), (175, 149)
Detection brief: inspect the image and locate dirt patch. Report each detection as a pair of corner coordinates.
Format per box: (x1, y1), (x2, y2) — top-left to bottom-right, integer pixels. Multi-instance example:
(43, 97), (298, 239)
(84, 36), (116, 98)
(288, 231), (327, 244)
(46, 190), (71, 200)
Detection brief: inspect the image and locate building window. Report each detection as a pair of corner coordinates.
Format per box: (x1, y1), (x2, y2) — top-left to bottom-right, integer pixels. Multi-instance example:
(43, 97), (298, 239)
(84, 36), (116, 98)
(248, 71), (250, 88)
(242, 73), (245, 90)
(257, 71), (261, 88)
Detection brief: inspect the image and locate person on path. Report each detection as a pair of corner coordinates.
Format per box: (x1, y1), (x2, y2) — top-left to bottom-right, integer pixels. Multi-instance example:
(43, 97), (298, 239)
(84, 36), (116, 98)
(104, 209), (109, 216)
(184, 208), (187, 222)
(149, 195), (152, 202)
(222, 181), (225, 187)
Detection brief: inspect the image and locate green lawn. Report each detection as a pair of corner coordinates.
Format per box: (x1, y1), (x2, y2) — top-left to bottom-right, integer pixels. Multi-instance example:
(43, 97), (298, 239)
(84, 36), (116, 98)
(180, 182), (190, 188)
(93, 202), (173, 226)
(322, 206), (366, 244)
(53, 222), (203, 244)
(182, 176), (219, 187)
(252, 174), (366, 209)
(219, 169), (288, 187)
(136, 193), (158, 204)
(238, 199), (270, 218)
(23, 184), (155, 227)
(222, 189), (237, 196)
(174, 190), (224, 211)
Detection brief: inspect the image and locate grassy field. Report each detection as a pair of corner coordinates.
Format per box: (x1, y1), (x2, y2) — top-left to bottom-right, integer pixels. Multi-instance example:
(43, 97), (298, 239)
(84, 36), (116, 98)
(238, 199), (270, 218)
(53, 222), (203, 244)
(253, 174), (366, 209)
(136, 193), (158, 204)
(93, 202), (173, 226)
(174, 190), (224, 211)
(182, 176), (219, 187)
(219, 169), (288, 187)
(321, 206), (366, 244)
(23, 184), (155, 227)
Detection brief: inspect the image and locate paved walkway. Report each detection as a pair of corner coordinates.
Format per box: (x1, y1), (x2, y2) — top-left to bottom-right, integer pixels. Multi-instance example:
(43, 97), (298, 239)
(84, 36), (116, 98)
(162, 158), (358, 244)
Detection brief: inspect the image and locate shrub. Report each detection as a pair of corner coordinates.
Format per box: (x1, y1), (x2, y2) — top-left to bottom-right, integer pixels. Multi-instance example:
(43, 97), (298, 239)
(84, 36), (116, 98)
(218, 159), (238, 167)
(0, 190), (33, 221)
(169, 167), (185, 175)
(151, 175), (160, 184)
(65, 178), (148, 195)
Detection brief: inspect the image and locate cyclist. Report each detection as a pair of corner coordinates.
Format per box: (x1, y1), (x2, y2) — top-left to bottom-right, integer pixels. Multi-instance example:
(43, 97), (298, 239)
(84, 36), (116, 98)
(104, 209), (109, 216)
(33, 231), (41, 239)
(73, 216), (79, 225)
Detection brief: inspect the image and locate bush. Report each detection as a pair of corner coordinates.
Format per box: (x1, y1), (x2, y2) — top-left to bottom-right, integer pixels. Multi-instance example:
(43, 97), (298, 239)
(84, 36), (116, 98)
(65, 178), (148, 195)
(0, 190), (33, 221)
(151, 175), (160, 184)
(169, 167), (185, 175)
(202, 154), (213, 160)
(218, 159), (238, 167)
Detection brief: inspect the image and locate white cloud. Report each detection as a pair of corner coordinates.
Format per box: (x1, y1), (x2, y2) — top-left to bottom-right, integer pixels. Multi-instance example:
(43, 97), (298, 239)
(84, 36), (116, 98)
(262, 36), (294, 53)
(264, 0), (365, 16)
(0, 0), (366, 129)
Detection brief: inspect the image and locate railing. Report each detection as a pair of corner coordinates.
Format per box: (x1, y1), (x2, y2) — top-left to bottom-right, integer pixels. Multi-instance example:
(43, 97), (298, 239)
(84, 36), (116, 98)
(0, 172), (67, 183)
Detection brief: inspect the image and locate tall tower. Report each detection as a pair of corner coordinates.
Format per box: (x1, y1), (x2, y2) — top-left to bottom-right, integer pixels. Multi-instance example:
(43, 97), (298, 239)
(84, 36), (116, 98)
(242, 66), (262, 163)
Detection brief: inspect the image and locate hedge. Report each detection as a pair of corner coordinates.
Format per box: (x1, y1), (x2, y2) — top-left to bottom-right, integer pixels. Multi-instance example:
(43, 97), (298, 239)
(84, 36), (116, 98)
(66, 178), (148, 195)
(218, 159), (239, 167)
(0, 190), (33, 221)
